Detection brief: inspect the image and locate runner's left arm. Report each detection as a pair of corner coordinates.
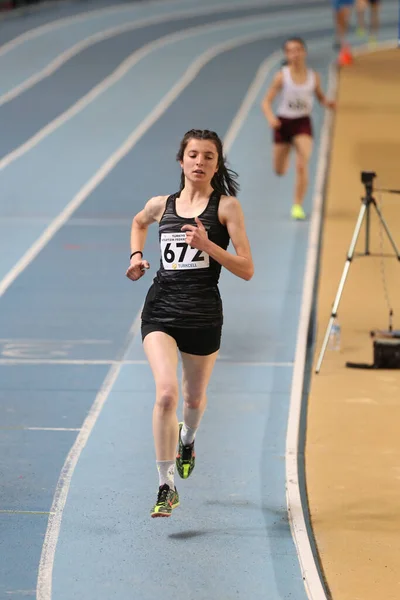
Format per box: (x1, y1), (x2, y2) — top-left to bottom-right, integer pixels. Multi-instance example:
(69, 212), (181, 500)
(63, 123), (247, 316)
(314, 72), (336, 109)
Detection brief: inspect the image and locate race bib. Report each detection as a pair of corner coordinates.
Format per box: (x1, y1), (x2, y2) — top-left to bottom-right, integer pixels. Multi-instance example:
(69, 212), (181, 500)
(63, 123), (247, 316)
(288, 97), (309, 112)
(160, 232), (209, 270)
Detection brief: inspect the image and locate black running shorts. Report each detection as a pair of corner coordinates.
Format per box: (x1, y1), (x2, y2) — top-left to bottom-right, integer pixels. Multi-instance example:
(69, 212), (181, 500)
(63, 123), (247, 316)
(141, 321), (222, 356)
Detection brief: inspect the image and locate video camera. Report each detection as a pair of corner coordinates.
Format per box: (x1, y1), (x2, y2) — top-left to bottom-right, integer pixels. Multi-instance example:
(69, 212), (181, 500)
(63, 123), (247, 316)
(361, 171), (376, 193)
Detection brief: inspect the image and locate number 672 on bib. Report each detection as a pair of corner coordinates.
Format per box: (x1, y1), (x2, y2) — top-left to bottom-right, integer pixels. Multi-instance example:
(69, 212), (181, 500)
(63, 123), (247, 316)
(160, 232), (209, 270)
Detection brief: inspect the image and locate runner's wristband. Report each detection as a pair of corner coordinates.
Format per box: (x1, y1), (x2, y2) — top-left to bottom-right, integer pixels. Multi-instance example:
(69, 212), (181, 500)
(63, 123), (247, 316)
(130, 251), (143, 260)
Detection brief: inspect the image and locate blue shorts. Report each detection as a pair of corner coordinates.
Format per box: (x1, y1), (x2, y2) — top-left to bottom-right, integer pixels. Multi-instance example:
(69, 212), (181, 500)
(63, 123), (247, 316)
(332, 0), (354, 10)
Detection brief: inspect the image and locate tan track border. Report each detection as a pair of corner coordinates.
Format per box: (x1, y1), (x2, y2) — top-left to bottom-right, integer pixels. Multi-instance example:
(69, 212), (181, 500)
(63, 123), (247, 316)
(306, 46), (400, 600)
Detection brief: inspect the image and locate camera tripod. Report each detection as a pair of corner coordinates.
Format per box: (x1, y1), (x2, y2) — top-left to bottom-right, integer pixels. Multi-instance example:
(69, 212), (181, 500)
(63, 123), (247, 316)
(315, 171), (400, 374)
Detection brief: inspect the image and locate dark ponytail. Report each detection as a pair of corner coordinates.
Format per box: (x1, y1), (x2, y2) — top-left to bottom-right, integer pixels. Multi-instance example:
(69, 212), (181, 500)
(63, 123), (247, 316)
(176, 129), (240, 197)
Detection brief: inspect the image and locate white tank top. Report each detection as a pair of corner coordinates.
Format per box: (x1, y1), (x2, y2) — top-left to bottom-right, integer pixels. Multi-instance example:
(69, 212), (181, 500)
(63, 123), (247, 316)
(277, 66), (316, 119)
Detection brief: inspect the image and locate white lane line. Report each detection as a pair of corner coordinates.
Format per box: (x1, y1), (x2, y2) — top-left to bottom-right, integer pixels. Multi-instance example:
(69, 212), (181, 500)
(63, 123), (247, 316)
(24, 427), (81, 432)
(285, 37), (397, 600)
(0, 427), (81, 431)
(0, 0), (299, 108)
(0, 7), (327, 173)
(0, 359), (147, 365)
(0, 338), (111, 359)
(0, 510), (53, 515)
(0, 338), (110, 342)
(0, 358), (293, 366)
(36, 311), (142, 600)
(0, 216), (131, 226)
(0, 359), (139, 365)
(0, 16), (323, 299)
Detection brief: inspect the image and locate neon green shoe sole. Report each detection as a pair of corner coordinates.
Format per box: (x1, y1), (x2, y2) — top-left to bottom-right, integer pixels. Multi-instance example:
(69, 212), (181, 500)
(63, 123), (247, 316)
(291, 204), (306, 220)
(176, 422), (196, 479)
(150, 484), (180, 518)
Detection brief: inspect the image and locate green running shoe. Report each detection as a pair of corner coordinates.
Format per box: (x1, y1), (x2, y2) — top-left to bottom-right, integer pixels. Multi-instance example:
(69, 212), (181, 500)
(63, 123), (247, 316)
(150, 484), (179, 518)
(291, 204), (306, 220)
(176, 422), (196, 479)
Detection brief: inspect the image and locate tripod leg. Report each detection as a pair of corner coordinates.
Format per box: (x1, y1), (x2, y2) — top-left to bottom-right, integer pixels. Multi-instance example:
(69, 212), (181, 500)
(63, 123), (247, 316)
(365, 201), (370, 255)
(315, 204), (367, 374)
(373, 201), (400, 259)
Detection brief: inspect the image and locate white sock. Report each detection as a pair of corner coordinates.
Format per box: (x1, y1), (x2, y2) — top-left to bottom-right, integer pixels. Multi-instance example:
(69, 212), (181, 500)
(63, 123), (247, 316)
(181, 423), (197, 446)
(156, 460), (175, 489)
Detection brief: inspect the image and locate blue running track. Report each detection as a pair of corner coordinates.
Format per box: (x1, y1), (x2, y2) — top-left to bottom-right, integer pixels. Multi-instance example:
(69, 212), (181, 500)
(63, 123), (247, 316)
(0, 0), (397, 598)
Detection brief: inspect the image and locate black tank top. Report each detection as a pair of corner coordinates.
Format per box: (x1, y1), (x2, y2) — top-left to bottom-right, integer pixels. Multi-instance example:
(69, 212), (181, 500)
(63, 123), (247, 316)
(141, 191), (230, 328)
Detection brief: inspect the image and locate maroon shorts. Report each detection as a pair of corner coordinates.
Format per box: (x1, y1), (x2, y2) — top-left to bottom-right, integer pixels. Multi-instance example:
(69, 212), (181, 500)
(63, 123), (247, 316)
(273, 116), (313, 144)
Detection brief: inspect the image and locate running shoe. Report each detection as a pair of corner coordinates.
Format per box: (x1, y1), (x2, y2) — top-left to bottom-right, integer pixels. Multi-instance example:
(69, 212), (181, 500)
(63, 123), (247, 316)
(150, 484), (179, 518)
(176, 422), (196, 479)
(338, 46), (353, 67)
(291, 204), (306, 220)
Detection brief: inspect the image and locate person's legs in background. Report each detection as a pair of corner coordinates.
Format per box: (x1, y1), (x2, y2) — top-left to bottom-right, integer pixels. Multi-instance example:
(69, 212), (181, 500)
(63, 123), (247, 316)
(333, 0), (355, 64)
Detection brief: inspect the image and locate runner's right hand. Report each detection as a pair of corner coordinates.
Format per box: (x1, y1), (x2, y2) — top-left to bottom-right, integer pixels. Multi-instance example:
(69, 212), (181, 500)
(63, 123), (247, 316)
(126, 257), (150, 281)
(270, 117), (281, 129)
